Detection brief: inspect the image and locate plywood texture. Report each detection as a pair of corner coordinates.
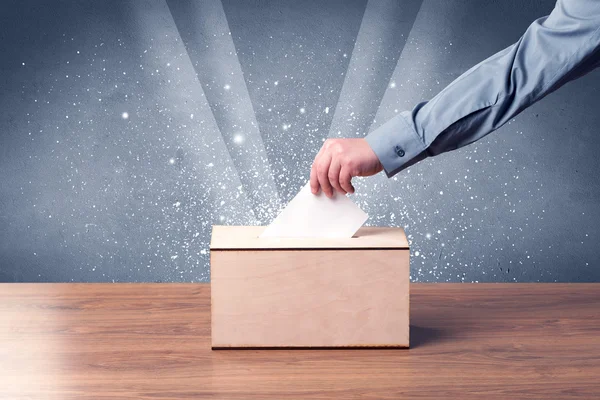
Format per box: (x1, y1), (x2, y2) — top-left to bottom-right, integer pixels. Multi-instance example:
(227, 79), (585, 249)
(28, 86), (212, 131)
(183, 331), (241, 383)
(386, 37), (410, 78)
(1, 284), (599, 399)
(210, 225), (409, 249)
(210, 226), (410, 348)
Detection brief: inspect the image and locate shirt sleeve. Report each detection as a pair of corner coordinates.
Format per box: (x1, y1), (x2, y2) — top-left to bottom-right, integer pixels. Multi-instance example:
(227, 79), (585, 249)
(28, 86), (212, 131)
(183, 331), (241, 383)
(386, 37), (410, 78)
(365, 0), (600, 178)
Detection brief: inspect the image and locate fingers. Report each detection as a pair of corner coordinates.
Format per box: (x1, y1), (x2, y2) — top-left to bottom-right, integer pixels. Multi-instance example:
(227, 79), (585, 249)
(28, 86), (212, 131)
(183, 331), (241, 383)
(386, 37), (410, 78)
(317, 152), (334, 198)
(310, 139), (357, 198)
(310, 162), (319, 194)
(328, 158), (345, 195)
(310, 145), (326, 194)
(339, 166), (355, 194)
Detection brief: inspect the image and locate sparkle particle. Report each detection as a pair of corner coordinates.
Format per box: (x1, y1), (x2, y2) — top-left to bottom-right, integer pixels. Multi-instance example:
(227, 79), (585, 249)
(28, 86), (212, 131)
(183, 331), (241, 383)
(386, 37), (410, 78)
(233, 133), (245, 144)
(121, 112), (129, 119)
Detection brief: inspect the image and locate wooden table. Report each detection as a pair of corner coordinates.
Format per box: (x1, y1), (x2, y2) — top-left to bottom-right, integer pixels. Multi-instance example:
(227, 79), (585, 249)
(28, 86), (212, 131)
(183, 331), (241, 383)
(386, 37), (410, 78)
(1, 283), (599, 399)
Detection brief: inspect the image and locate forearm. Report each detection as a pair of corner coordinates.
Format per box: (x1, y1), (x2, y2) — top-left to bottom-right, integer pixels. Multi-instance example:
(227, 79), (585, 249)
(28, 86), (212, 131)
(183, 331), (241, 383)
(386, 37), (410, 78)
(366, 0), (600, 178)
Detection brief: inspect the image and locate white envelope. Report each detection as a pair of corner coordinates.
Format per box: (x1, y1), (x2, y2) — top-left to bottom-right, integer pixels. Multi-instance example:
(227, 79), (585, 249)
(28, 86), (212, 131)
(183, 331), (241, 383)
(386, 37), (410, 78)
(260, 182), (368, 238)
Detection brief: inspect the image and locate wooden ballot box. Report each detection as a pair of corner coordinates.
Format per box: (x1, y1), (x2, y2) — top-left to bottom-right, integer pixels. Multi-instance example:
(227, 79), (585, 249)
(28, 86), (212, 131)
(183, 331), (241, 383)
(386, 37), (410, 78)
(210, 225), (410, 348)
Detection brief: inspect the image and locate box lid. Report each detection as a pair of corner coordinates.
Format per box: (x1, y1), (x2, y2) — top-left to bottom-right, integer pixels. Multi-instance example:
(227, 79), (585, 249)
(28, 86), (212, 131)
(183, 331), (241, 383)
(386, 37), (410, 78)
(210, 225), (409, 250)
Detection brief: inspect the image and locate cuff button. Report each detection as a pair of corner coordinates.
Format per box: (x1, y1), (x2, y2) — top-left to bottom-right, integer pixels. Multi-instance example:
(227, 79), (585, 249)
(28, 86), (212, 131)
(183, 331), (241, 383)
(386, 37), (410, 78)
(394, 145), (405, 157)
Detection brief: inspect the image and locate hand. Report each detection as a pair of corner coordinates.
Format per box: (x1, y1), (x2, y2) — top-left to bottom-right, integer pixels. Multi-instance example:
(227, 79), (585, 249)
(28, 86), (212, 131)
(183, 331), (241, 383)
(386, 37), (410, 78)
(310, 138), (383, 198)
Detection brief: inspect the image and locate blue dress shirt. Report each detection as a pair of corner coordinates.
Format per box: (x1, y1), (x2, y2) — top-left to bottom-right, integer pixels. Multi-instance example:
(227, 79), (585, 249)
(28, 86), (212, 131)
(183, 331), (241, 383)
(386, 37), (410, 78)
(366, 0), (600, 178)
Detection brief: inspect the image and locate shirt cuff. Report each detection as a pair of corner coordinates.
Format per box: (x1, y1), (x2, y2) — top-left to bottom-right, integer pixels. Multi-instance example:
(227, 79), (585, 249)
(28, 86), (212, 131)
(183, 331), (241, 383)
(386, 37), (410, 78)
(364, 111), (428, 178)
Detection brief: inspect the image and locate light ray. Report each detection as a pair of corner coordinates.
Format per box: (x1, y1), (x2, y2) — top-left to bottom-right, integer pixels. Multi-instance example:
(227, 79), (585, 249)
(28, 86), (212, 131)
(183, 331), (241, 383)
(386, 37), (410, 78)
(369, 0), (556, 281)
(126, 0), (255, 219)
(123, 0), (258, 277)
(328, 0), (423, 226)
(167, 0), (281, 222)
(329, 0), (422, 140)
(221, 0), (368, 203)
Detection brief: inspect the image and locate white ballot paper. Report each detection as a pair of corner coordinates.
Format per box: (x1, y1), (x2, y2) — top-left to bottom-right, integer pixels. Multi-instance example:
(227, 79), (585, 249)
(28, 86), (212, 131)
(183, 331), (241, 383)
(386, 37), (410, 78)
(260, 182), (368, 238)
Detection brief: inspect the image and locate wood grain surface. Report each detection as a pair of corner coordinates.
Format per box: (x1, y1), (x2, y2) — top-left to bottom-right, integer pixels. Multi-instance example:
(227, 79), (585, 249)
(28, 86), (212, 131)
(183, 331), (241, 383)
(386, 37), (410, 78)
(1, 283), (599, 399)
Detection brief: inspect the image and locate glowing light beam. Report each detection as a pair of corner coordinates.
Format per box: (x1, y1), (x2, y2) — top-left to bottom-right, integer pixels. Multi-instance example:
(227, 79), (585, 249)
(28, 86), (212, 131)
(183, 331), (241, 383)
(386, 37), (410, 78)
(328, 0), (423, 225)
(167, 0), (281, 222)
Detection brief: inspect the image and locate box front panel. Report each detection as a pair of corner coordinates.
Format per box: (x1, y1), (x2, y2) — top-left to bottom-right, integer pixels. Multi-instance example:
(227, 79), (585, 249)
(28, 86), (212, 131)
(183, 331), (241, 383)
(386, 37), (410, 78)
(211, 249), (409, 348)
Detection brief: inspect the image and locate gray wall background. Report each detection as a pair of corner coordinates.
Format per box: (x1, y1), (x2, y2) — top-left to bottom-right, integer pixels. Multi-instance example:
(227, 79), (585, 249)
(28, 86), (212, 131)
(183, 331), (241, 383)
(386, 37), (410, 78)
(1, 0), (598, 283)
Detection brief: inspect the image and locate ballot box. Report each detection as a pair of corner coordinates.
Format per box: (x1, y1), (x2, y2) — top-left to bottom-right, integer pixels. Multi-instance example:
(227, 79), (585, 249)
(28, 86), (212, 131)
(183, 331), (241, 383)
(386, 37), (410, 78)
(210, 225), (410, 348)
